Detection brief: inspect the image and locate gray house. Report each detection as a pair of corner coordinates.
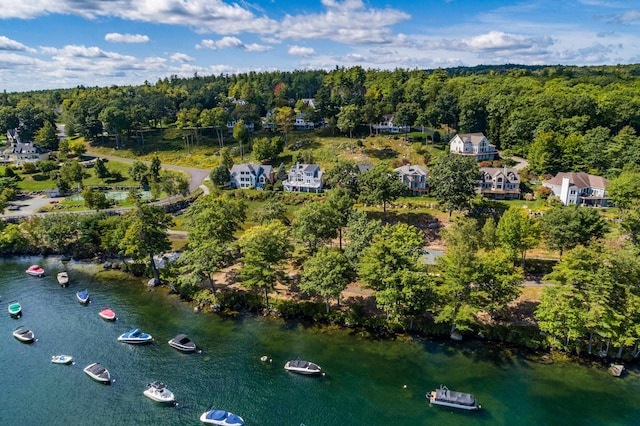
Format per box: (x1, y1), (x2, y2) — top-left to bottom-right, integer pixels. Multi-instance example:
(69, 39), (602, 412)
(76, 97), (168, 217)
(229, 163), (274, 189)
(394, 164), (428, 195)
(479, 167), (521, 200)
(283, 163), (323, 193)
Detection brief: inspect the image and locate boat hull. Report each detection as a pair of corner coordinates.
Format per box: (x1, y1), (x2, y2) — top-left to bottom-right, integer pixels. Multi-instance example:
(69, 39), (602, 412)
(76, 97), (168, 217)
(168, 334), (196, 352)
(57, 273), (69, 286)
(98, 308), (116, 321)
(427, 387), (480, 410)
(26, 266), (44, 277)
(84, 363), (111, 384)
(8, 303), (22, 317)
(52, 355), (73, 364)
(13, 329), (35, 343)
(284, 360), (322, 375)
(144, 383), (175, 403)
(200, 410), (244, 426)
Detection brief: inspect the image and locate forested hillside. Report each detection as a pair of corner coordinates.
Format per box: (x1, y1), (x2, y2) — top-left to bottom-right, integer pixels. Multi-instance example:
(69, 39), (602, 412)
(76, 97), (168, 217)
(2, 64), (640, 178)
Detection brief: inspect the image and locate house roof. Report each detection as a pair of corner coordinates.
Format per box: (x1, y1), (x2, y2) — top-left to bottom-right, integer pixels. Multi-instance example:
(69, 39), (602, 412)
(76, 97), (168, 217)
(395, 164), (428, 177)
(291, 163), (320, 174)
(544, 172), (608, 189)
(230, 163), (272, 176)
(480, 167), (520, 182)
(454, 132), (489, 145)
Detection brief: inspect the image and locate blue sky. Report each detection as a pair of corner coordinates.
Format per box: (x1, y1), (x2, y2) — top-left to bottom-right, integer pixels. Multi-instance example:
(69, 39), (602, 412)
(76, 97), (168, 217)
(0, 0), (639, 92)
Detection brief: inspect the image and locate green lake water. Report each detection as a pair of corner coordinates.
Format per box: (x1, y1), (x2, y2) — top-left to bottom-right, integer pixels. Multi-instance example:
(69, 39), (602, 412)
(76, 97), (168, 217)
(1, 257), (640, 426)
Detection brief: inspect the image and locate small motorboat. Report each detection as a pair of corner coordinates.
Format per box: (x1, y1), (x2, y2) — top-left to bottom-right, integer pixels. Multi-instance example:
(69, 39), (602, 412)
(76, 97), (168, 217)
(76, 289), (90, 304)
(168, 333), (196, 352)
(57, 271), (69, 286)
(8, 301), (22, 317)
(98, 307), (116, 321)
(52, 355), (73, 364)
(26, 265), (44, 277)
(84, 363), (111, 384)
(427, 384), (480, 410)
(284, 359), (322, 375)
(200, 408), (244, 426)
(610, 363), (625, 377)
(118, 328), (153, 344)
(13, 326), (35, 343)
(143, 381), (175, 403)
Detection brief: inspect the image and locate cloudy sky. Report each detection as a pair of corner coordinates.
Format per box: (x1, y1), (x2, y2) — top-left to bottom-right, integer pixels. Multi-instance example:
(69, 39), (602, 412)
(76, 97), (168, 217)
(1, 0), (639, 92)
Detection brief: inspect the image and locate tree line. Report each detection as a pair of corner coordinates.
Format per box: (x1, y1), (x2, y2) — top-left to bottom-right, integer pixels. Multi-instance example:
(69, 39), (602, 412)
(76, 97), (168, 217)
(2, 64), (640, 179)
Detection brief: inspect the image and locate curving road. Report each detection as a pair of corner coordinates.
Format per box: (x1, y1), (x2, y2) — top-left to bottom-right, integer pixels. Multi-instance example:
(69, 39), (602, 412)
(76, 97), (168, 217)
(2, 155), (211, 218)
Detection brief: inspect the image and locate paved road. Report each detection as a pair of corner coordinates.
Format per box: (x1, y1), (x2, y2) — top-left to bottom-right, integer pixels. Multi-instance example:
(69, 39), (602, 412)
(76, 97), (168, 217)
(95, 154), (210, 193)
(2, 154), (210, 218)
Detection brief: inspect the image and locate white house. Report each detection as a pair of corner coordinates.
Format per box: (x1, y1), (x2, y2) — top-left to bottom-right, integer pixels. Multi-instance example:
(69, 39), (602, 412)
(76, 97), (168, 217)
(283, 163), (323, 193)
(542, 172), (610, 206)
(294, 114), (315, 130)
(449, 133), (497, 161)
(394, 164), (428, 195)
(479, 167), (521, 200)
(1, 129), (51, 165)
(229, 163), (274, 189)
(372, 114), (410, 134)
(226, 119), (254, 134)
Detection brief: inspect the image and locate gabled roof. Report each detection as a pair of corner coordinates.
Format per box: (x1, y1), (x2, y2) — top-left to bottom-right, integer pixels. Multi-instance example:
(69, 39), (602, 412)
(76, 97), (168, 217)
(544, 172), (608, 189)
(230, 163), (272, 176)
(394, 164), (428, 177)
(480, 167), (519, 182)
(291, 163), (320, 174)
(454, 133), (487, 145)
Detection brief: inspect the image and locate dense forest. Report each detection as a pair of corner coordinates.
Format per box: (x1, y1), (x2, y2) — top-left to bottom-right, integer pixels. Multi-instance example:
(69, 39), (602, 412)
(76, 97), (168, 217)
(2, 64), (640, 177)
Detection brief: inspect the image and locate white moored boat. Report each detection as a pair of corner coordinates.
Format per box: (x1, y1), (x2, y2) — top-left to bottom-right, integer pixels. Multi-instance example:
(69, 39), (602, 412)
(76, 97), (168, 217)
(13, 326), (35, 343)
(57, 271), (69, 286)
(427, 384), (480, 410)
(168, 333), (196, 352)
(52, 355), (73, 364)
(284, 359), (322, 375)
(144, 381), (175, 403)
(84, 363), (111, 384)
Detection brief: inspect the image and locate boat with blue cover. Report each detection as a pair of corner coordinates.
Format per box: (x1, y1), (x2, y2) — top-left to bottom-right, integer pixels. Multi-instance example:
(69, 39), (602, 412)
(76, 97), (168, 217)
(118, 328), (153, 344)
(76, 289), (89, 304)
(427, 384), (480, 410)
(200, 408), (244, 425)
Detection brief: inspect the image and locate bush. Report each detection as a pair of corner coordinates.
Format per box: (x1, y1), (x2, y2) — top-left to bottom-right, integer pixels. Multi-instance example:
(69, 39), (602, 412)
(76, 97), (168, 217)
(22, 163), (38, 174)
(534, 186), (552, 200)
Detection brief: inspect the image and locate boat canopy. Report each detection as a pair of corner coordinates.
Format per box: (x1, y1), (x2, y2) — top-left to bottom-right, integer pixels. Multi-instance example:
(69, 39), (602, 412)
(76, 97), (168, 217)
(435, 386), (476, 407)
(206, 410), (227, 420)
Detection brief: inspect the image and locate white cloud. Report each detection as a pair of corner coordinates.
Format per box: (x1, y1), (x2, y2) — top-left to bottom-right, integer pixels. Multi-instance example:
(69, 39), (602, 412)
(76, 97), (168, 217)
(0, 36), (37, 53)
(170, 52), (195, 63)
(196, 36), (271, 52)
(105, 33), (150, 43)
(278, 0), (410, 44)
(288, 46), (316, 57)
(613, 10), (640, 23)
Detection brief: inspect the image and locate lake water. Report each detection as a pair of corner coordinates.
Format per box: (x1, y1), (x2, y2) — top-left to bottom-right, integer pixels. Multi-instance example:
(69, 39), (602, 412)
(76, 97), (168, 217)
(1, 257), (640, 426)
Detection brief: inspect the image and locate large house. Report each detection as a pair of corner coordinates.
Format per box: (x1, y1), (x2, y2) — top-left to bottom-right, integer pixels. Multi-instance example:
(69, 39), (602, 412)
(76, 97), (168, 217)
(449, 133), (497, 161)
(229, 163), (274, 189)
(1, 129), (50, 165)
(372, 114), (410, 134)
(294, 114), (315, 130)
(395, 164), (428, 195)
(283, 163), (323, 193)
(479, 167), (521, 200)
(542, 172), (610, 206)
